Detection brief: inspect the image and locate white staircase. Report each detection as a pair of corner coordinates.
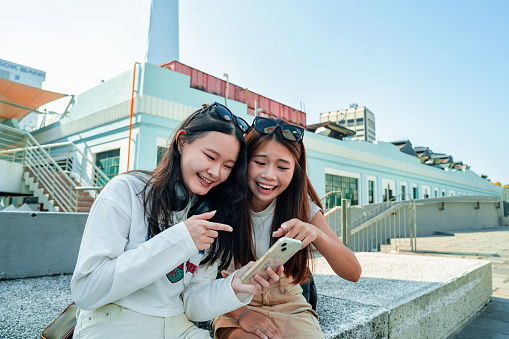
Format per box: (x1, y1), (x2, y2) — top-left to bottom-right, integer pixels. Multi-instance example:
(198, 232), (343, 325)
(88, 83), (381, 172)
(0, 124), (109, 212)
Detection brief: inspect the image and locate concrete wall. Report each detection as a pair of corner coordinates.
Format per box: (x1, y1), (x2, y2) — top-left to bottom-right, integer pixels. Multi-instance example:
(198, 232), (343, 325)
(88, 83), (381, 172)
(0, 160), (29, 195)
(325, 196), (504, 251)
(0, 211), (87, 279)
(414, 196), (503, 235)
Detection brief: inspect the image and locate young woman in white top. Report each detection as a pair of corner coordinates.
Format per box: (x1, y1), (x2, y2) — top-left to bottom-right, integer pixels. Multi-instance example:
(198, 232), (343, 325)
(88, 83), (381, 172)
(71, 103), (283, 339)
(214, 117), (362, 339)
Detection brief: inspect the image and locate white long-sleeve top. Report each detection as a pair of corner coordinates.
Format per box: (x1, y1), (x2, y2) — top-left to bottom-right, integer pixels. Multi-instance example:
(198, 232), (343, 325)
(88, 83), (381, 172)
(71, 173), (251, 321)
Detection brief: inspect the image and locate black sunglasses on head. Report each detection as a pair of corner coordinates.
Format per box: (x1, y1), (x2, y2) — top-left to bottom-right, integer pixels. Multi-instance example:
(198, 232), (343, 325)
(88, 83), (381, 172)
(253, 116), (304, 142)
(203, 102), (250, 134)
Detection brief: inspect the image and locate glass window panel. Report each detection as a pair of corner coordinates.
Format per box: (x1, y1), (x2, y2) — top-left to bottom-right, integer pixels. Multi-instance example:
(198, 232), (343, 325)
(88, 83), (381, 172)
(96, 149), (120, 180)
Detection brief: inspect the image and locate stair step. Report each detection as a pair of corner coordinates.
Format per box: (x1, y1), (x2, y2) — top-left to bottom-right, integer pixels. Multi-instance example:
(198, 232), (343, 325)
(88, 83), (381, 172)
(379, 244), (393, 253)
(22, 158), (102, 213)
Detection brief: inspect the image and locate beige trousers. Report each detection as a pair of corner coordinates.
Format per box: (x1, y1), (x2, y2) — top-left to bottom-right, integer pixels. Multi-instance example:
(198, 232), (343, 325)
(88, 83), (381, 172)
(74, 303), (211, 339)
(213, 277), (324, 339)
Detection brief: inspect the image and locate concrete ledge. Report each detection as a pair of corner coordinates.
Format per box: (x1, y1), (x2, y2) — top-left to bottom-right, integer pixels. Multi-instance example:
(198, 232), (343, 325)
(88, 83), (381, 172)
(0, 211), (87, 279)
(313, 253), (492, 338)
(0, 253), (491, 338)
(501, 216), (509, 226)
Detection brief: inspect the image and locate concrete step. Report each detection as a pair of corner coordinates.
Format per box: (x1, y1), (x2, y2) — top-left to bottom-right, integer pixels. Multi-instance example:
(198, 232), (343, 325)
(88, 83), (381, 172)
(77, 196), (94, 202)
(22, 171), (57, 212)
(312, 253), (492, 338)
(379, 237), (414, 253)
(23, 167), (96, 212)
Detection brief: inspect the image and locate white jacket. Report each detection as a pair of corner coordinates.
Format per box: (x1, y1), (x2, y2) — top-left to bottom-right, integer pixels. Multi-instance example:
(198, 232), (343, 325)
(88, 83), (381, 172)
(71, 174), (251, 321)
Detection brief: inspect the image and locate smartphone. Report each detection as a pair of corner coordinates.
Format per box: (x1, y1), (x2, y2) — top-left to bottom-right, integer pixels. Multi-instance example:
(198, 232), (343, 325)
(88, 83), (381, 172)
(241, 237), (302, 284)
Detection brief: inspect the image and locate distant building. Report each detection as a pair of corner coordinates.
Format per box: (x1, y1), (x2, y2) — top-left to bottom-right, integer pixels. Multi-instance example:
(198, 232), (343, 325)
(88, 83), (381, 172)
(320, 103), (376, 142)
(390, 140), (418, 157)
(306, 121), (356, 141)
(0, 58), (46, 131)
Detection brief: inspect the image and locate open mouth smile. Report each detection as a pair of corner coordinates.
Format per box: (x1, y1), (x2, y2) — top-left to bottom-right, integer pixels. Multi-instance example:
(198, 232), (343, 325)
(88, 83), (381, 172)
(198, 174), (213, 185)
(256, 182), (276, 191)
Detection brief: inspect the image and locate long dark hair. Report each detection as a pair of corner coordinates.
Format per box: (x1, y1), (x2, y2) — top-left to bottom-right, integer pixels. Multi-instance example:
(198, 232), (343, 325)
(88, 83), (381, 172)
(234, 118), (322, 284)
(140, 105), (250, 271)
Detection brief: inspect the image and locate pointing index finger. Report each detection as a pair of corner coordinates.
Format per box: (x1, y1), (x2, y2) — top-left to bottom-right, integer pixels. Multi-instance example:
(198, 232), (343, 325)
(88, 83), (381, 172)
(205, 222), (233, 232)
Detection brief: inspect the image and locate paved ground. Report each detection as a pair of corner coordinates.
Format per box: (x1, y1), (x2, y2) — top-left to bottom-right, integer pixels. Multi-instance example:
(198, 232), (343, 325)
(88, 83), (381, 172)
(1, 226), (507, 338)
(399, 226), (509, 339)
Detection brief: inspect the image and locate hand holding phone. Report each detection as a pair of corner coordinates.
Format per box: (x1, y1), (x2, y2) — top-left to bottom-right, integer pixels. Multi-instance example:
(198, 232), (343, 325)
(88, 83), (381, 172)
(241, 237), (302, 284)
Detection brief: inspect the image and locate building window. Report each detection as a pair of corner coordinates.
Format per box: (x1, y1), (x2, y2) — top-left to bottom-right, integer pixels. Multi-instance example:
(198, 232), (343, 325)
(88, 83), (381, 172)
(325, 174), (358, 208)
(347, 119), (355, 127)
(157, 146), (167, 165)
(412, 186), (418, 199)
(368, 180), (374, 204)
(434, 188), (439, 198)
(356, 118), (364, 124)
(383, 186), (394, 202)
(401, 185), (407, 200)
(95, 149), (120, 179)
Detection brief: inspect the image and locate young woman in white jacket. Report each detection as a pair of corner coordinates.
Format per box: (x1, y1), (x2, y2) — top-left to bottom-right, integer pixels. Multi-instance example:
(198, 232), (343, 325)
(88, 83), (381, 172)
(71, 103), (283, 339)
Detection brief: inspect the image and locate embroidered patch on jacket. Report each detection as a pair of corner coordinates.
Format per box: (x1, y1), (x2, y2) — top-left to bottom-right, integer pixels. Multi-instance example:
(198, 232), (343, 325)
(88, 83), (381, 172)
(186, 262), (197, 274)
(166, 260), (198, 283)
(166, 263), (184, 283)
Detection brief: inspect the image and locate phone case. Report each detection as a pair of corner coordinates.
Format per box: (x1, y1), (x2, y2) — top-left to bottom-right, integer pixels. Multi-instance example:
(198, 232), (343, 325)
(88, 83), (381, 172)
(241, 237), (302, 284)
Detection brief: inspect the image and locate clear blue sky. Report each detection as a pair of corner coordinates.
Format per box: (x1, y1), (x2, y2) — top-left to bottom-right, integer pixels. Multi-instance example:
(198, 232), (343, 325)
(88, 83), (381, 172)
(3, 0), (508, 184)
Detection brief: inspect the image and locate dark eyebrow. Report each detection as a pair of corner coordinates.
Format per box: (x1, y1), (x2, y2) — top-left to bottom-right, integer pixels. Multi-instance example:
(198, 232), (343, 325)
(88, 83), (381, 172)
(205, 148), (236, 164)
(205, 148), (220, 156)
(252, 154), (291, 164)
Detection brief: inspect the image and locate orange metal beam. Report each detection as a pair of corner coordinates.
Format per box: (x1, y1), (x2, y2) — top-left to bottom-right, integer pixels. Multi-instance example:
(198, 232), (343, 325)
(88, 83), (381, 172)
(127, 62), (140, 171)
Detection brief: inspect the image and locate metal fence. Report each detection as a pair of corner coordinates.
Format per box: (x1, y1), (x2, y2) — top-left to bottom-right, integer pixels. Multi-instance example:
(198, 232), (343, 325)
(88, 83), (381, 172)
(323, 195), (418, 253)
(349, 202), (417, 252)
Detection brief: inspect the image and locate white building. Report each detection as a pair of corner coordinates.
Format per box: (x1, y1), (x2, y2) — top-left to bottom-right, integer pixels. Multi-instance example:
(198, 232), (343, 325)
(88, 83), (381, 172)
(0, 58), (46, 131)
(320, 103), (376, 142)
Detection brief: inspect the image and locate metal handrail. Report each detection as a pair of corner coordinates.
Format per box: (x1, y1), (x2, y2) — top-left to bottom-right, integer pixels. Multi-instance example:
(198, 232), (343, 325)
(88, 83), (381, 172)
(1, 125), (78, 212)
(0, 139), (109, 187)
(352, 203), (405, 234)
(349, 200), (419, 253)
(320, 190), (343, 201)
(326, 193), (501, 253)
(0, 125), (109, 212)
(351, 193), (410, 229)
(324, 205), (340, 218)
(320, 190), (344, 210)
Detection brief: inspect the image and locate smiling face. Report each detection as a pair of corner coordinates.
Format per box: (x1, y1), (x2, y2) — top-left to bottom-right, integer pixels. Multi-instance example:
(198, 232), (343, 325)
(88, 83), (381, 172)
(247, 140), (296, 212)
(179, 131), (240, 196)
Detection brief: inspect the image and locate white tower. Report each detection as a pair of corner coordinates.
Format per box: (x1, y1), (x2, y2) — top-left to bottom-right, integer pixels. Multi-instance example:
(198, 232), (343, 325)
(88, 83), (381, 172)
(146, 0), (179, 65)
